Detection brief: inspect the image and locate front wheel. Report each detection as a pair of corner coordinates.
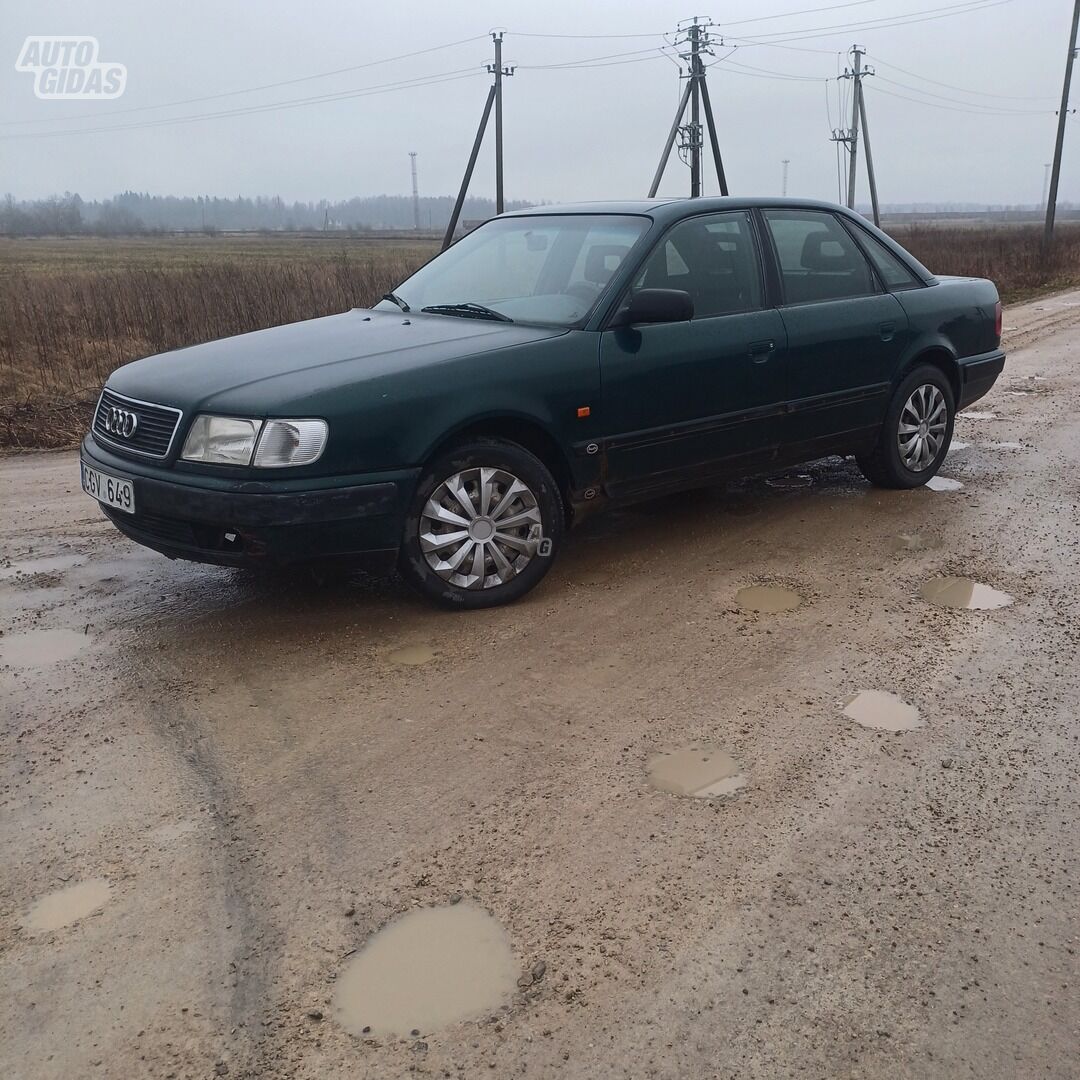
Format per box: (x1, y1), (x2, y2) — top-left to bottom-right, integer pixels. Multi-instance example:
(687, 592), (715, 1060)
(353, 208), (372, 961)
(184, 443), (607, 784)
(856, 365), (955, 489)
(398, 439), (564, 609)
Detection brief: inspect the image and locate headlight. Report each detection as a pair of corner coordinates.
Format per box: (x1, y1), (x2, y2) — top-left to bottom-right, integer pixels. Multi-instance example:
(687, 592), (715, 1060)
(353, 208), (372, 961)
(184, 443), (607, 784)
(181, 415), (262, 465)
(253, 419), (328, 468)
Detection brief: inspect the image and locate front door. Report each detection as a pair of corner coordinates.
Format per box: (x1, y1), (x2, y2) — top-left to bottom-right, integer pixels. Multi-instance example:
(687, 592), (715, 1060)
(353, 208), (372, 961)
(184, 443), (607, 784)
(759, 208), (910, 454)
(598, 211), (788, 499)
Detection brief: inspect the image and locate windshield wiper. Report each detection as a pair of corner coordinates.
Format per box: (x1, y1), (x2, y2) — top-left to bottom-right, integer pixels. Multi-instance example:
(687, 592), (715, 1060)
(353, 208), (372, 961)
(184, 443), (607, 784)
(381, 291), (410, 312)
(420, 302), (513, 323)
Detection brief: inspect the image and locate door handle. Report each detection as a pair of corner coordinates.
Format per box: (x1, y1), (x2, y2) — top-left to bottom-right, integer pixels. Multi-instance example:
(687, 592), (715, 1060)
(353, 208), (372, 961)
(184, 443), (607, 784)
(749, 339), (776, 363)
(879, 322), (896, 342)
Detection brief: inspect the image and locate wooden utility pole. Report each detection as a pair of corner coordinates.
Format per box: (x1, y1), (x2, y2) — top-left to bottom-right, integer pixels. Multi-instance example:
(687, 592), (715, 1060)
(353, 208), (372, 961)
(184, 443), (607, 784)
(1044, 0), (1080, 250)
(830, 45), (879, 226)
(442, 33), (514, 250)
(649, 17), (728, 198)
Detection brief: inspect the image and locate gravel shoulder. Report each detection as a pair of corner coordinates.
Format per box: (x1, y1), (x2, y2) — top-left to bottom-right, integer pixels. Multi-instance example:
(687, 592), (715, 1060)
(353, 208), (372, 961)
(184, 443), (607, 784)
(1, 292), (1078, 1079)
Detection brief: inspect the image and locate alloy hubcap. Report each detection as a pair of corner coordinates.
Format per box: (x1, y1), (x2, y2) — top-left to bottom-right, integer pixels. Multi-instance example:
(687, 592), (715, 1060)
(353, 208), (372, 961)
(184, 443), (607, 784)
(898, 384), (947, 472)
(420, 467), (543, 590)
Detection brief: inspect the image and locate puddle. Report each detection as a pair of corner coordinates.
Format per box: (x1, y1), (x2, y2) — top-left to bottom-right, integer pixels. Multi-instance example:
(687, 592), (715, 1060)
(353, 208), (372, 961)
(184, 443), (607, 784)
(986, 441), (1024, 451)
(925, 476), (964, 492)
(0, 554), (85, 581)
(386, 644), (436, 666)
(333, 903), (517, 1036)
(958, 411), (999, 421)
(735, 585), (803, 613)
(947, 441), (969, 452)
(920, 576), (1014, 610)
(24, 879), (111, 932)
(889, 531), (938, 553)
(765, 473), (813, 489)
(646, 744), (748, 798)
(842, 690), (923, 732)
(0, 628), (91, 667)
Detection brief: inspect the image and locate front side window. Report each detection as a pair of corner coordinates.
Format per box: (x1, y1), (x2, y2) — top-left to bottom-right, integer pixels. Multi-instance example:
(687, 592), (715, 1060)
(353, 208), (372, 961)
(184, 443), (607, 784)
(632, 212), (764, 318)
(763, 210), (875, 305)
(381, 214), (650, 327)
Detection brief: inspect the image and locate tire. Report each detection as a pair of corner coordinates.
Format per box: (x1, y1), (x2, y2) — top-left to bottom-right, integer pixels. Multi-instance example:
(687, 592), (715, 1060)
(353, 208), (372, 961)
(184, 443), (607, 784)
(398, 438), (564, 609)
(856, 364), (955, 489)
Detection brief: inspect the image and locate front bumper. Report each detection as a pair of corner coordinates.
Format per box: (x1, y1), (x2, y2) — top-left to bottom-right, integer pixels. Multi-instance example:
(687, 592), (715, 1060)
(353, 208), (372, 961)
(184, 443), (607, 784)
(81, 436), (418, 569)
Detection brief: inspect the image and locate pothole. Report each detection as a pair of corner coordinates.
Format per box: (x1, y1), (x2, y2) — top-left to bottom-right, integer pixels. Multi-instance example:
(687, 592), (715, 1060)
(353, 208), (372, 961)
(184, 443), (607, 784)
(920, 576), (1014, 610)
(947, 441), (970, 453)
(646, 744), (748, 798)
(842, 690), (922, 732)
(958, 411), (999, 421)
(0, 628), (91, 667)
(925, 476), (964, 492)
(386, 644), (436, 666)
(333, 903), (517, 1037)
(735, 585), (803, 613)
(24, 879), (111, 932)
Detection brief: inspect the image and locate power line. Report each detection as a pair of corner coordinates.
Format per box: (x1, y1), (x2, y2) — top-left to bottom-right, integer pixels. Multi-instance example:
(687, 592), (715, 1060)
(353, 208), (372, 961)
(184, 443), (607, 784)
(868, 82), (1054, 116)
(869, 54), (1056, 101)
(0, 69), (486, 141)
(873, 72), (1054, 113)
(0, 34), (488, 127)
(721, 0), (889, 27)
(726, 0), (1017, 46)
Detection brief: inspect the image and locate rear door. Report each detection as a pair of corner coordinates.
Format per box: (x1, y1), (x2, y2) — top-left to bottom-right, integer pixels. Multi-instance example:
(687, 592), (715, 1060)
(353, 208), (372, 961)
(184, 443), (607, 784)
(598, 211), (788, 497)
(760, 209), (910, 454)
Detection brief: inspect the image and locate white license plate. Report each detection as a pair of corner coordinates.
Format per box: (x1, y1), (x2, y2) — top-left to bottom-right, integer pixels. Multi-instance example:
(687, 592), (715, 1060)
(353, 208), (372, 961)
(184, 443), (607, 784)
(81, 463), (135, 514)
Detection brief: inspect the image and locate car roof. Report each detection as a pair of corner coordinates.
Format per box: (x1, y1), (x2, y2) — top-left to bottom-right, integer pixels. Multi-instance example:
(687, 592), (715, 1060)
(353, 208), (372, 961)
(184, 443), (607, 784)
(500, 196), (855, 221)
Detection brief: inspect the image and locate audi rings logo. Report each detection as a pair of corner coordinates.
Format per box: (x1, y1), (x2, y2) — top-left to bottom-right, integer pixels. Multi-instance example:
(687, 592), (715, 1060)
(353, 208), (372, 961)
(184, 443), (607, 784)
(104, 405), (138, 438)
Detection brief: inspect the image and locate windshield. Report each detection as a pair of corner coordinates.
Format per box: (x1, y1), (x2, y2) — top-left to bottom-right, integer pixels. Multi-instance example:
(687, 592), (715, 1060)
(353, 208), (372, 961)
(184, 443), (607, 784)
(377, 214), (651, 327)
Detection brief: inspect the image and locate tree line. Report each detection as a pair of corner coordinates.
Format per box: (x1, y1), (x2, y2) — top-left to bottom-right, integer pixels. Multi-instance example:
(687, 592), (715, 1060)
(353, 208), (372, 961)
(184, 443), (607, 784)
(0, 191), (535, 236)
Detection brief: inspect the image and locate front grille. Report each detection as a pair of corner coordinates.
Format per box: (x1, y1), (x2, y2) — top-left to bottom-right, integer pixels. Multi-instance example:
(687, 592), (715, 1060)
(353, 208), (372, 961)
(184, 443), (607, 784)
(93, 387), (182, 459)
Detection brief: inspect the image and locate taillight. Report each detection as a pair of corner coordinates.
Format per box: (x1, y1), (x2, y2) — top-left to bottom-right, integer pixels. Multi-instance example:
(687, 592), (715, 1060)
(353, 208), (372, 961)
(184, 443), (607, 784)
(994, 301), (1003, 340)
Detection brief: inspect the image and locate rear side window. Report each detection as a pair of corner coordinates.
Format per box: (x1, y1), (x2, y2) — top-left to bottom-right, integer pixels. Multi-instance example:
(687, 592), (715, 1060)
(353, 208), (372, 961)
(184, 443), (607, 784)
(852, 227), (921, 289)
(763, 210), (875, 305)
(633, 212), (764, 318)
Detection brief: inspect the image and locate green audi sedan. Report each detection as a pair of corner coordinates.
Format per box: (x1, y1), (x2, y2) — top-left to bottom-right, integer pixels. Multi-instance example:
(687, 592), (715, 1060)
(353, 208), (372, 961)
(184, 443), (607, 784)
(81, 198), (1004, 608)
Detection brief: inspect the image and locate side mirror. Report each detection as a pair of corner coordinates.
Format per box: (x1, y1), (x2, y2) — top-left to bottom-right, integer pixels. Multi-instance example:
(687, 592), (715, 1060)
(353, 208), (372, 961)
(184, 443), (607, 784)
(610, 288), (693, 328)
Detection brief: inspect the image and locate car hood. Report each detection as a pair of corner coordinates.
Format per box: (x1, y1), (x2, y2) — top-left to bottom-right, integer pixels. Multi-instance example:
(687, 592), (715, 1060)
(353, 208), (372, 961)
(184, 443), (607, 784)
(107, 308), (567, 414)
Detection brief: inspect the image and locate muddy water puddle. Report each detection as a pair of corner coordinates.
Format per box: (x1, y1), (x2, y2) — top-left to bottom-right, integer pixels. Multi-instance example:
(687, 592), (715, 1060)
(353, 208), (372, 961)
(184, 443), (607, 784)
(765, 473), (813, 490)
(386, 644), (436, 666)
(646, 745), (748, 798)
(334, 903), (517, 1036)
(925, 476), (964, 492)
(735, 585), (803, 613)
(920, 576), (1014, 610)
(24, 879), (111, 932)
(843, 690), (922, 732)
(0, 628), (91, 667)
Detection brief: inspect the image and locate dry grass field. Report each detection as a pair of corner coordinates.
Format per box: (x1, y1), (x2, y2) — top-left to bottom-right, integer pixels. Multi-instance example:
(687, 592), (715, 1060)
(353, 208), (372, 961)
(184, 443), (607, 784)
(2, 224), (1078, 449)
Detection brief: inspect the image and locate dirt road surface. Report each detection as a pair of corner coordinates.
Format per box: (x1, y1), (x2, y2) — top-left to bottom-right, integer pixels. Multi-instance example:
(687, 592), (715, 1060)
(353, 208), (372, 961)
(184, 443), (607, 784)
(2, 292), (1078, 1080)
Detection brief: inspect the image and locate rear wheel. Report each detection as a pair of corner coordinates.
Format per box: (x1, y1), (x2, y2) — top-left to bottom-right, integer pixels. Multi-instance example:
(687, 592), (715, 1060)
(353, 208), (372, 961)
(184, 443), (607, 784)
(399, 439), (564, 609)
(856, 364), (955, 489)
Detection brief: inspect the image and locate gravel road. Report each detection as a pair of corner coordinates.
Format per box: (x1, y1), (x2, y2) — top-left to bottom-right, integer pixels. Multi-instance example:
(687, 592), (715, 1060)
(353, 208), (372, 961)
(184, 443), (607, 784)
(2, 292), (1078, 1079)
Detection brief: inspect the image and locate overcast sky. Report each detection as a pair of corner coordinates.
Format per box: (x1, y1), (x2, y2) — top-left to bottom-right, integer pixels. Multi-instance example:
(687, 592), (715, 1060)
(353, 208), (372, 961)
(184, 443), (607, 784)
(1, 0), (1073, 207)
